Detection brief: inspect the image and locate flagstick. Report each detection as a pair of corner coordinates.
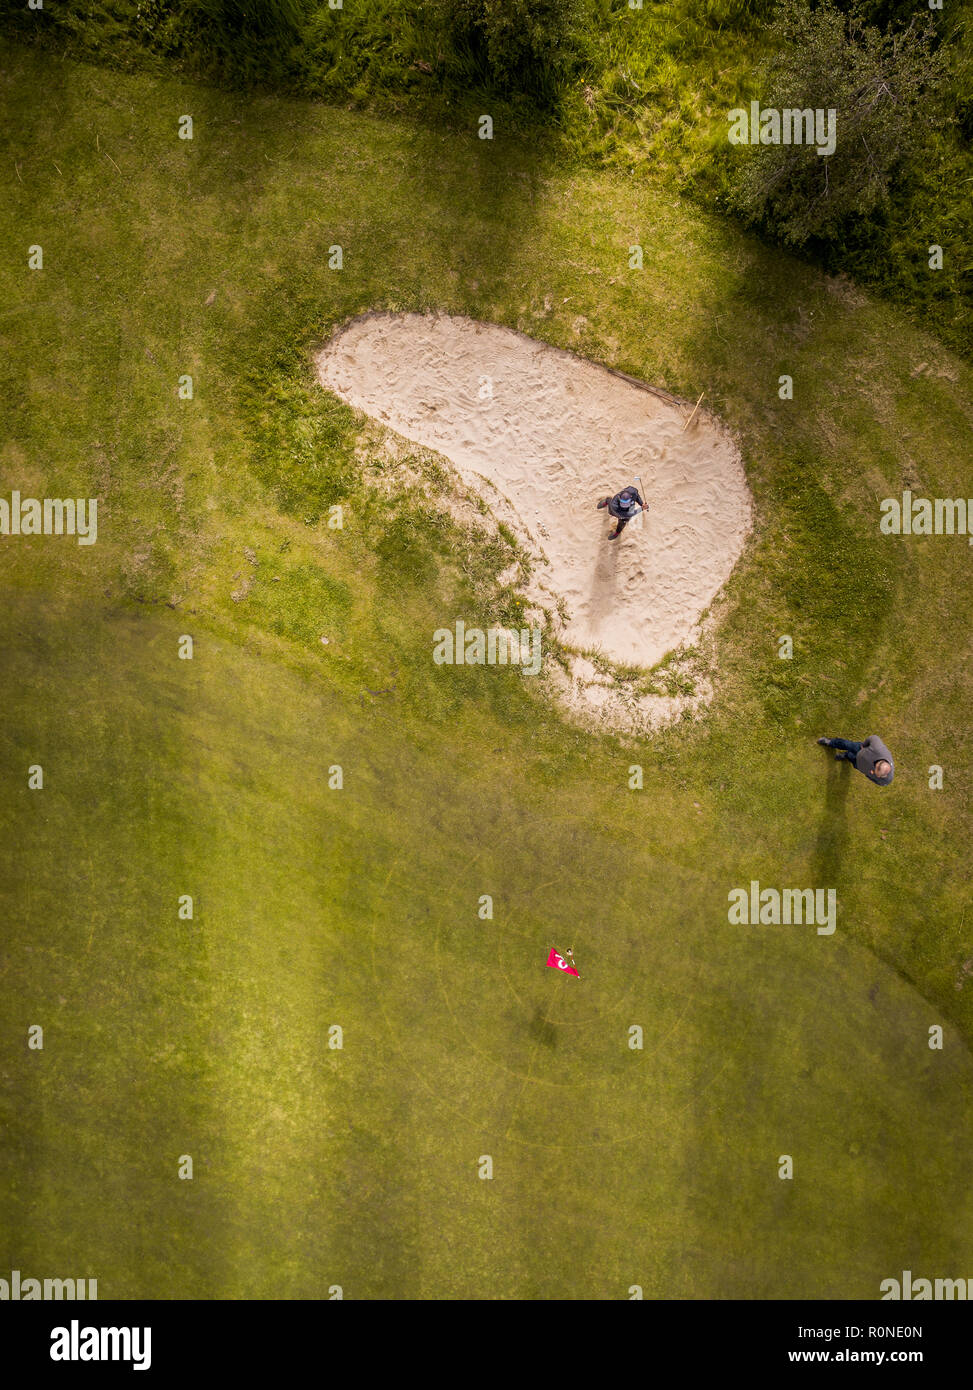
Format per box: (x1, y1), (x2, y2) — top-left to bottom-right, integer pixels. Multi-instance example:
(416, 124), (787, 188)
(681, 391), (705, 433)
(566, 948), (581, 979)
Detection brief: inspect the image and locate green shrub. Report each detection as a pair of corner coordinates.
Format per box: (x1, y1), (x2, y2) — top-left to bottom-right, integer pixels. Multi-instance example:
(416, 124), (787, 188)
(170, 0), (312, 79)
(433, 0), (588, 102)
(726, 0), (949, 246)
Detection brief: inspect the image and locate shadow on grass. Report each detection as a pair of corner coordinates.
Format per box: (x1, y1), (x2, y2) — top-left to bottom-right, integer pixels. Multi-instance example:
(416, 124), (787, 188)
(528, 1005), (558, 1049)
(811, 753), (852, 886)
(395, 117), (553, 313)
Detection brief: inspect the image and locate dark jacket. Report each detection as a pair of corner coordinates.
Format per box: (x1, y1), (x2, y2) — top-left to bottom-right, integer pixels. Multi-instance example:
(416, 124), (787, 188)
(608, 487), (644, 520)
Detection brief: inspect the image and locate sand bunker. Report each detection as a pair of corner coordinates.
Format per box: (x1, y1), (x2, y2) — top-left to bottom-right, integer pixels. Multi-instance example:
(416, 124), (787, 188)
(315, 313), (752, 680)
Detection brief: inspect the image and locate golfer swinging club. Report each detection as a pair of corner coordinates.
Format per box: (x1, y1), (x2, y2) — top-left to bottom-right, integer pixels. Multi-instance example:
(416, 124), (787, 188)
(597, 483), (645, 541)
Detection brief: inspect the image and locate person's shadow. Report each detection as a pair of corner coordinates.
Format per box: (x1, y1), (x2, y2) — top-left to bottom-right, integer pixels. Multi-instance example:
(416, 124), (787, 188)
(587, 515), (622, 628)
(812, 753), (852, 885)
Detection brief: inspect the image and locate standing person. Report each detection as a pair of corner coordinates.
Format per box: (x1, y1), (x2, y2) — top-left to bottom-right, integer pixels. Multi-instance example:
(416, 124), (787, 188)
(597, 485), (645, 541)
(817, 734), (894, 786)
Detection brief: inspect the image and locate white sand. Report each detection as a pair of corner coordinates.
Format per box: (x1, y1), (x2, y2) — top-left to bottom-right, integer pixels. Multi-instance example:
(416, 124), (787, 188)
(315, 312), (751, 672)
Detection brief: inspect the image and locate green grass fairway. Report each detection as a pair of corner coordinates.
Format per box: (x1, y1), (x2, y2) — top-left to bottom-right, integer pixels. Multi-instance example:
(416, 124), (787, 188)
(1, 45), (972, 1299)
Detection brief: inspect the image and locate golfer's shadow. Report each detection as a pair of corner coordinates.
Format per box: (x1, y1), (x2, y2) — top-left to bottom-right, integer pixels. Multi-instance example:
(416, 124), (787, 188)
(587, 518), (623, 628)
(811, 756), (852, 885)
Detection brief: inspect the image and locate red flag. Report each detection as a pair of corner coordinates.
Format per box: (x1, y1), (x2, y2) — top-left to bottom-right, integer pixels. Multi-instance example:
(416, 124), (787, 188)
(546, 947), (580, 978)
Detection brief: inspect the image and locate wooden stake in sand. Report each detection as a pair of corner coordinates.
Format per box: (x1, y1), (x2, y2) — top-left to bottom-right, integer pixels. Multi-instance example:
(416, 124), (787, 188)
(681, 391), (705, 433)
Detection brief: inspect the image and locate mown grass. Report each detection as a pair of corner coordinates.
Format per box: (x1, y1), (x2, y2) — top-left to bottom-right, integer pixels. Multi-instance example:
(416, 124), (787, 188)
(0, 47), (971, 1298)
